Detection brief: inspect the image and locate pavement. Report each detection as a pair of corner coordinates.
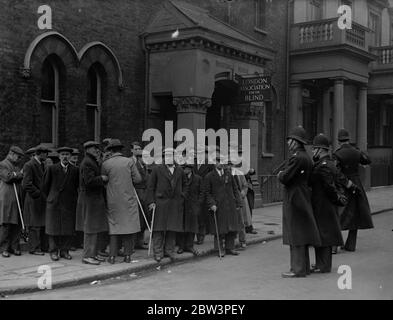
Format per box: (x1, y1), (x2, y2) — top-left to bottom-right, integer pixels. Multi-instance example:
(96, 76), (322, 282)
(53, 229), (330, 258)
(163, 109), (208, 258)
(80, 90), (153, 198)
(0, 186), (392, 296)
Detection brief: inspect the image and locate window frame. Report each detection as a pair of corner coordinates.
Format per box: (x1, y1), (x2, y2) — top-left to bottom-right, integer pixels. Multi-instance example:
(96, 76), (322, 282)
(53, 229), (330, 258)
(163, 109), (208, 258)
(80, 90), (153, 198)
(86, 66), (102, 142)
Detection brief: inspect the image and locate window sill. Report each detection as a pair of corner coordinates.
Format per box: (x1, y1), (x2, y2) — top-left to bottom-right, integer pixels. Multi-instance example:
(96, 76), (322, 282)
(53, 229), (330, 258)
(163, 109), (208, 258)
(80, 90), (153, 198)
(262, 152), (274, 158)
(254, 27), (268, 35)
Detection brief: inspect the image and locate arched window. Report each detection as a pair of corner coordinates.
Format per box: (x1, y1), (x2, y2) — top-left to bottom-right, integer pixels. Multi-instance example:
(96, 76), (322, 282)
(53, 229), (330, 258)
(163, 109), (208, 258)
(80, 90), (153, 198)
(86, 66), (102, 141)
(40, 57), (59, 146)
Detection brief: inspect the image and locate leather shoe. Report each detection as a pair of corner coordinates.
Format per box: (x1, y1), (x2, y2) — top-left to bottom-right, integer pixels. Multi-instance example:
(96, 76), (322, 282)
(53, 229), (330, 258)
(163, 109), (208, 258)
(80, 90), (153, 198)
(310, 268), (330, 274)
(30, 251), (45, 256)
(60, 252), (72, 260)
(108, 256), (116, 264)
(11, 249), (21, 256)
(124, 255), (131, 263)
(281, 271), (306, 278)
(50, 253), (59, 261)
(177, 248), (184, 254)
(225, 249), (239, 256)
(2, 251), (10, 258)
(154, 256), (161, 262)
(247, 229), (258, 234)
(82, 257), (100, 265)
(94, 255), (106, 262)
(164, 253), (175, 261)
(97, 250), (109, 257)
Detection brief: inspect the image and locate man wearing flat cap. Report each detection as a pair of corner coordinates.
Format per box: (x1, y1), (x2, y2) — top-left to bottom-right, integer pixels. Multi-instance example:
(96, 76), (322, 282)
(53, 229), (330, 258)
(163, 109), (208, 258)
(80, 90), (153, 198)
(70, 149), (80, 167)
(334, 129), (373, 252)
(42, 147), (79, 261)
(76, 141), (109, 265)
(0, 146), (25, 257)
(278, 126), (321, 278)
(26, 147), (36, 161)
(102, 139), (142, 263)
(22, 144), (50, 255)
(146, 147), (188, 262)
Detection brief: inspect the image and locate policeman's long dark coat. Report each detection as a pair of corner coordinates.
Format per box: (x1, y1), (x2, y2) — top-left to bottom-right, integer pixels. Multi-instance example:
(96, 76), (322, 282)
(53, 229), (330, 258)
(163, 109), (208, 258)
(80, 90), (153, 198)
(76, 153), (108, 234)
(22, 158), (46, 227)
(278, 146), (321, 247)
(0, 159), (23, 225)
(183, 173), (203, 234)
(146, 165), (187, 232)
(310, 156), (344, 247)
(203, 169), (243, 235)
(193, 164), (214, 229)
(334, 144), (373, 230)
(42, 163), (79, 235)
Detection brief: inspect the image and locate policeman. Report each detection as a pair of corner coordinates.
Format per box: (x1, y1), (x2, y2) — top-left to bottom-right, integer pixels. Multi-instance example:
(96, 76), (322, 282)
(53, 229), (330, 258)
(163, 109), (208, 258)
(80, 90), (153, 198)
(278, 126), (321, 278)
(310, 134), (346, 273)
(334, 129), (374, 252)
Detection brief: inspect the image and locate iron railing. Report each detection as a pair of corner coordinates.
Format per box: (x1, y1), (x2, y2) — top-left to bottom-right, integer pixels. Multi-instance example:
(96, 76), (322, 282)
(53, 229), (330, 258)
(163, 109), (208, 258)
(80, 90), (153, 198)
(259, 175), (283, 204)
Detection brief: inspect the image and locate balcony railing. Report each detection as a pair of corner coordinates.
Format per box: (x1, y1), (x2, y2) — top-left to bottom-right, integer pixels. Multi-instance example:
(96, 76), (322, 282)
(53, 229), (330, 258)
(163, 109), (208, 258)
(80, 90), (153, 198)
(291, 18), (370, 52)
(370, 46), (393, 68)
(259, 175), (283, 204)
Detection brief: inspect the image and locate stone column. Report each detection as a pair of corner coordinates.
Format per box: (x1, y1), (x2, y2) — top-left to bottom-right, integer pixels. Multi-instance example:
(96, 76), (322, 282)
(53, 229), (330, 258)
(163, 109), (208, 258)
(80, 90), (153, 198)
(288, 80), (303, 130)
(322, 87), (331, 136)
(333, 78), (345, 150)
(173, 96), (211, 136)
(357, 85), (370, 189)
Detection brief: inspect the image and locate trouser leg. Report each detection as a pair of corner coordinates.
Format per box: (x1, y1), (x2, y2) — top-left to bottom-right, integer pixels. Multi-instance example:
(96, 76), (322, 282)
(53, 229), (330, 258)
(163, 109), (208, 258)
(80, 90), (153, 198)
(344, 230), (358, 251)
(164, 231), (176, 256)
(97, 232), (109, 253)
(315, 246), (332, 272)
(59, 236), (72, 255)
(153, 231), (164, 258)
(109, 235), (118, 257)
(40, 228), (49, 252)
(0, 224), (11, 252)
(185, 233), (195, 251)
(238, 226), (246, 244)
(225, 232), (236, 251)
(290, 245), (308, 276)
(48, 236), (59, 253)
(83, 233), (98, 259)
(28, 227), (41, 252)
(122, 234), (136, 256)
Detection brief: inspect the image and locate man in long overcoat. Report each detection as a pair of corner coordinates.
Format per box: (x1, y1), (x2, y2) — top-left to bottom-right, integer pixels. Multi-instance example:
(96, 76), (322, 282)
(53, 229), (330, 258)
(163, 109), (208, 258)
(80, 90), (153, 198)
(76, 141), (109, 265)
(22, 144), (50, 255)
(310, 134), (346, 273)
(43, 147), (79, 261)
(177, 163), (202, 256)
(102, 139), (142, 264)
(0, 146), (24, 257)
(334, 129), (374, 252)
(278, 126), (321, 278)
(193, 146), (214, 245)
(146, 148), (187, 262)
(204, 153), (243, 258)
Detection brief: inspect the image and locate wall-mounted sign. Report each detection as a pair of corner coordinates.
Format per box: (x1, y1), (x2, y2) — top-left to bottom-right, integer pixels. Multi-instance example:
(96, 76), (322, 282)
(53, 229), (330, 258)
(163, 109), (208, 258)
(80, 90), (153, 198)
(238, 75), (271, 103)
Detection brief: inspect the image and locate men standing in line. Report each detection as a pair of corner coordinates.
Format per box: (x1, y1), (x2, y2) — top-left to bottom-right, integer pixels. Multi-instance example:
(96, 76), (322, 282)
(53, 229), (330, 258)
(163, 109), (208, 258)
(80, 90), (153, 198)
(131, 141), (149, 250)
(43, 147), (79, 261)
(194, 145), (213, 245)
(278, 126), (321, 278)
(102, 139), (142, 264)
(334, 129), (374, 252)
(177, 163), (202, 256)
(22, 144), (50, 255)
(309, 134), (346, 273)
(146, 148), (187, 262)
(70, 148), (83, 251)
(76, 141), (109, 265)
(0, 146), (25, 257)
(203, 152), (243, 258)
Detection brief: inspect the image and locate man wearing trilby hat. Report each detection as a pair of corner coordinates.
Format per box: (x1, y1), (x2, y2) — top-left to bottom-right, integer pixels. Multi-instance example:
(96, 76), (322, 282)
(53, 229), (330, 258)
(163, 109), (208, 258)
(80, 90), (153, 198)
(0, 146), (24, 258)
(101, 139), (142, 264)
(22, 144), (50, 256)
(42, 146), (79, 261)
(278, 126), (321, 278)
(146, 147), (187, 262)
(333, 129), (373, 252)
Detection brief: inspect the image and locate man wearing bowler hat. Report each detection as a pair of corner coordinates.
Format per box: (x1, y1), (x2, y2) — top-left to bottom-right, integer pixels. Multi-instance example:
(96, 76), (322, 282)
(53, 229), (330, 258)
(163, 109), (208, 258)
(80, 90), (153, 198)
(22, 144), (50, 255)
(0, 146), (25, 257)
(278, 126), (321, 278)
(334, 129), (373, 252)
(42, 147), (79, 261)
(76, 141), (109, 265)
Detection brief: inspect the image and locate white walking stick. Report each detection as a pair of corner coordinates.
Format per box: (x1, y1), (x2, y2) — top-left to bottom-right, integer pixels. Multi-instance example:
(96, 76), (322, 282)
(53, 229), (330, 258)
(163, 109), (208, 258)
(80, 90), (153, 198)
(133, 188), (151, 232)
(148, 205), (156, 256)
(212, 209), (222, 260)
(13, 183), (28, 242)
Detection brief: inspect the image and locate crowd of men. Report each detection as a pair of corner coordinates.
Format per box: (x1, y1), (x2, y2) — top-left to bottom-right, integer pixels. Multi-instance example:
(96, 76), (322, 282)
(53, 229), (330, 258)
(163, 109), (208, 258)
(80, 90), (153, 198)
(279, 127), (374, 278)
(0, 126), (374, 275)
(0, 139), (257, 265)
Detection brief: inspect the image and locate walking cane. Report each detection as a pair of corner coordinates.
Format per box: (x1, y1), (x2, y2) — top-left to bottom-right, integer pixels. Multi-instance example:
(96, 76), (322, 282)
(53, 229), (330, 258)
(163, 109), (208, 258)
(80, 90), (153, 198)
(212, 209), (222, 260)
(148, 205), (156, 257)
(13, 183), (28, 242)
(133, 188), (151, 232)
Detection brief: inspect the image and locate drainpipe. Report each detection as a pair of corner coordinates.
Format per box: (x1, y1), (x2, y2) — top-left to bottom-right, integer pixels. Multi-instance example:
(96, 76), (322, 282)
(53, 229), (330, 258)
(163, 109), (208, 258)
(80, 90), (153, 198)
(285, 0), (293, 161)
(140, 32), (149, 135)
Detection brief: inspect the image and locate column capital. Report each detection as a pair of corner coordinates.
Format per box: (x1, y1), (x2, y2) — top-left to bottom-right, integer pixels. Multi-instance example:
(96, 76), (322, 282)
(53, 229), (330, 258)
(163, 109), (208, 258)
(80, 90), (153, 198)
(332, 77), (346, 85)
(173, 96), (211, 114)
